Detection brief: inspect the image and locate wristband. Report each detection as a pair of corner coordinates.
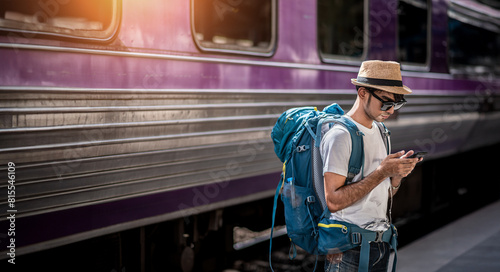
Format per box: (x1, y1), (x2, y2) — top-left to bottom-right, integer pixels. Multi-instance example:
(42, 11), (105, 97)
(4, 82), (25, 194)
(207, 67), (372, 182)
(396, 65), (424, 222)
(392, 182), (401, 190)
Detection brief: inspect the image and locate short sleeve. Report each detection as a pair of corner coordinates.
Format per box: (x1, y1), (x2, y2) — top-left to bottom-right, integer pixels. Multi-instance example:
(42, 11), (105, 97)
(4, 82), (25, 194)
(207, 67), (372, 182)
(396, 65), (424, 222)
(320, 125), (352, 177)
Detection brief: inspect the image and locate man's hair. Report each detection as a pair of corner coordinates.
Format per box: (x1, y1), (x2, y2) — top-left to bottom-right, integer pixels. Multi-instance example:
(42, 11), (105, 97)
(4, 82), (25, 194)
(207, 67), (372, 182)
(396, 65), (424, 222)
(356, 86), (405, 102)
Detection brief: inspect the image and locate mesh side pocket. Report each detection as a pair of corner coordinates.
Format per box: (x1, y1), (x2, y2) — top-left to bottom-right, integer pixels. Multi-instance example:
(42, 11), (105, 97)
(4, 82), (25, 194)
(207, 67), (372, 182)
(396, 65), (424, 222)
(281, 182), (318, 253)
(311, 139), (327, 210)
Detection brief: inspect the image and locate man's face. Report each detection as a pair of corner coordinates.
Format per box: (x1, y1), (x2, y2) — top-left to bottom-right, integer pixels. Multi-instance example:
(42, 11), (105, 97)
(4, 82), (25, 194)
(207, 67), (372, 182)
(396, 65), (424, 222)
(363, 88), (397, 122)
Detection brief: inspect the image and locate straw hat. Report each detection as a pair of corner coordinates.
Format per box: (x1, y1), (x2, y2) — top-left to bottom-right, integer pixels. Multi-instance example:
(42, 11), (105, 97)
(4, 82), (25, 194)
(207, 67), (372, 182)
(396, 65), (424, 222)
(351, 60), (412, 94)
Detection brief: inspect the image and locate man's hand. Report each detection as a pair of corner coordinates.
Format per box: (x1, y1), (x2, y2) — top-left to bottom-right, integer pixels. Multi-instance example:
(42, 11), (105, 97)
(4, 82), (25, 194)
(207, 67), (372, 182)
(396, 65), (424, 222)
(377, 150), (421, 179)
(324, 150), (423, 212)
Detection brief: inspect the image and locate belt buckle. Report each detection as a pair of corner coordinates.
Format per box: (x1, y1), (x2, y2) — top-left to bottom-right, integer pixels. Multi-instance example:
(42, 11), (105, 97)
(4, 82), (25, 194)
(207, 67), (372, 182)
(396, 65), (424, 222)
(375, 231), (384, 243)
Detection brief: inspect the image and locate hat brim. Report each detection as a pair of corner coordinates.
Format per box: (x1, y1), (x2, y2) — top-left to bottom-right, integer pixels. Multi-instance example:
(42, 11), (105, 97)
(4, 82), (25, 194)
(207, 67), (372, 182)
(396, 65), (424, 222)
(351, 78), (412, 95)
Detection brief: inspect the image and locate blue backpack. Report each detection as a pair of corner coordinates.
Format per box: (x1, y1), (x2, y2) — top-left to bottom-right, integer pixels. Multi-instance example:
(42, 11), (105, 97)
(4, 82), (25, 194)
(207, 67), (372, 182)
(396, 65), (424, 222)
(269, 103), (395, 272)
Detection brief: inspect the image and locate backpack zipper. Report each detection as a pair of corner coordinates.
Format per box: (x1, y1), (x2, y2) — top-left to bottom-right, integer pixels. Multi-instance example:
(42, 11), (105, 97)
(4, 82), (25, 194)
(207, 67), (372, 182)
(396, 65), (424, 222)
(317, 223), (348, 233)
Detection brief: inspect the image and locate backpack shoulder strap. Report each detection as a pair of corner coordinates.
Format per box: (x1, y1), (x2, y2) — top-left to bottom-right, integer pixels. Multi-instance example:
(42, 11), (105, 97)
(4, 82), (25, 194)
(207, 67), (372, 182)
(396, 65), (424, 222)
(338, 116), (364, 184)
(375, 122), (391, 155)
(319, 116), (364, 184)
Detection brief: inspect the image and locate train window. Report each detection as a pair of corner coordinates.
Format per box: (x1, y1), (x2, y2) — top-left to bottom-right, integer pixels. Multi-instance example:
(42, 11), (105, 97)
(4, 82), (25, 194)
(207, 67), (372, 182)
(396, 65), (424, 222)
(0, 0), (120, 42)
(398, 0), (429, 65)
(318, 0), (366, 61)
(191, 0), (276, 56)
(448, 12), (500, 75)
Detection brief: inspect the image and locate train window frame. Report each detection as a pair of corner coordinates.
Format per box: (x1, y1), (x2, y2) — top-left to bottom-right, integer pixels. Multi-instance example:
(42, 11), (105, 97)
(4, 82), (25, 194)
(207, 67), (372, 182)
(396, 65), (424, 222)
(397, 0), (432, 71)
(447, 1), (500, 76)
(317, 0), (369, 65)
(0, 0), (121, 43)
(190, 0), (277, 57)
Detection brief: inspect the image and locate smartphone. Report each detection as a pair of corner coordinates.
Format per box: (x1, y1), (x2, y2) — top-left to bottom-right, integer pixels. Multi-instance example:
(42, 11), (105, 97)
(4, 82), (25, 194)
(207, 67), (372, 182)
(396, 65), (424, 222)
(408, 151), (427, 159)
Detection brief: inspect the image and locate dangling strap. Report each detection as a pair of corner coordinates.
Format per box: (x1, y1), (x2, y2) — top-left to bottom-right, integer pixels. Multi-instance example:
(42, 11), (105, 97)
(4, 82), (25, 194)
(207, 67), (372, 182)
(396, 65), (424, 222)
(357, 232), (398, 272)
(358, 234), (371, 272)
(390, 224), (398, 272)
(269, 178), (283, 272)
(350, 225), (398, 272)
(305, 196), (319, 240)
(288, 241), (297, 260)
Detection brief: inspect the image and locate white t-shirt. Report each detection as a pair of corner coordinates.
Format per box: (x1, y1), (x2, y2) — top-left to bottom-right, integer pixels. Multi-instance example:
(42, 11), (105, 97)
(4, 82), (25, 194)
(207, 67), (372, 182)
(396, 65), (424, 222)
(320, 116), (390, 231)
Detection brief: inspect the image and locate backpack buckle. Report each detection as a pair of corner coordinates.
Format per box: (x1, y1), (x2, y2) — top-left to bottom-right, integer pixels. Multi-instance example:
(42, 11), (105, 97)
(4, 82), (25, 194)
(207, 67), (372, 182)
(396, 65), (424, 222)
(306, 196), (315, 204)
(374, 231), (384, 243)
(351, 233), (361, 244)
(296, 145), (309, 152)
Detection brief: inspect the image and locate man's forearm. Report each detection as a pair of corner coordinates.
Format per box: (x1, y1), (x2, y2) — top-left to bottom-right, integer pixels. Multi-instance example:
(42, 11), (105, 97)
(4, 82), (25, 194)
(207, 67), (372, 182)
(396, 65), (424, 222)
(326, 169), (388, 212)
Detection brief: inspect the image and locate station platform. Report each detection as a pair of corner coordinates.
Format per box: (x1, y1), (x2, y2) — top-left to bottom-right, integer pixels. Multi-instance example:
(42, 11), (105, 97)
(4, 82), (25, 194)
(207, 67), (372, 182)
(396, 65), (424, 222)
(396, 199), (500, 272)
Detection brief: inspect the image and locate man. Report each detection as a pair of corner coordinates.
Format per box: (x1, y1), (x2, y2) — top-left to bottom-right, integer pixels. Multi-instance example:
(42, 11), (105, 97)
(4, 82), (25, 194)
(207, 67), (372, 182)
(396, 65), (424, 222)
(321, 60), (421, 271)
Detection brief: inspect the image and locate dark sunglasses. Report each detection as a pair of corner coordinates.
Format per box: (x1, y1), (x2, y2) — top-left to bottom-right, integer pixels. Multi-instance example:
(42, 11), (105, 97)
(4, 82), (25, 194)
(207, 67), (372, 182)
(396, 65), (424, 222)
(368, 89), (406, 111)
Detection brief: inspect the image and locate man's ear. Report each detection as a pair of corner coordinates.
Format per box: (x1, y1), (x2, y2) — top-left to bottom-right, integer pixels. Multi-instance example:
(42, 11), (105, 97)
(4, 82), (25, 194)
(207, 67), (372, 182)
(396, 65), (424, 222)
(358, 87), (368, 99)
